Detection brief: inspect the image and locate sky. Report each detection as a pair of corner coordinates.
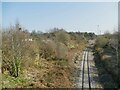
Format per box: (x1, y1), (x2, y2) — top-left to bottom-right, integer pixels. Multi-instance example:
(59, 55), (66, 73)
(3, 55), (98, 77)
(1, 0), (120, 2)
(2, 2), (118, 34)
(0, 2), (2, 26)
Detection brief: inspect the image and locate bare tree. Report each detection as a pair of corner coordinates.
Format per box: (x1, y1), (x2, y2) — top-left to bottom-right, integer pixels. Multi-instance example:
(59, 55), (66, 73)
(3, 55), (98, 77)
(2, 21), (26, 77)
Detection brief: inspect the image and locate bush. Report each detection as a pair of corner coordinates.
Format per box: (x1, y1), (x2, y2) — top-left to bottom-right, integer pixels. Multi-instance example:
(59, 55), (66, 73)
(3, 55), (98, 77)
(39, 39), (68, 60)
(55, 42), (68, 59)
(40, 39), (56, 60)
(95, 36), (109, 48)
(55, 29), (70, 46)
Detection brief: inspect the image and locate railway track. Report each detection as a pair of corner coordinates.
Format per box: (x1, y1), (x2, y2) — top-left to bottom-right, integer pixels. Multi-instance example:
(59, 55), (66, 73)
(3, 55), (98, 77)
(81, 48), (91, 89)
(76, 46), (102, 89)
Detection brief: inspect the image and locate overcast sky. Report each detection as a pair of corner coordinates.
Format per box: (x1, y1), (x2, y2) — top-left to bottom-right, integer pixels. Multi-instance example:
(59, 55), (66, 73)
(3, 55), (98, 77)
(2, 2), (118, 34)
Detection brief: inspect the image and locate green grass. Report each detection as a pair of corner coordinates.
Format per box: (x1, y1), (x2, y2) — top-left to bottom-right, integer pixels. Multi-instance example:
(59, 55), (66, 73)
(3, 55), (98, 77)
(2, 74), (27, 88)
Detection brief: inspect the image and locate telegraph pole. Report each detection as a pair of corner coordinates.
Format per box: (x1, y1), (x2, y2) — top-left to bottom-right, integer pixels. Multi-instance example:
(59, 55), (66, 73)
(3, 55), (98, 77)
(97, 25), (101, 35)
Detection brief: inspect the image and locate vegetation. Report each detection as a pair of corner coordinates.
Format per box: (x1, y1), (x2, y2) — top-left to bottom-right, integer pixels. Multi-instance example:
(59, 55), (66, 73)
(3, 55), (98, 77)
(95, 32), (118, 88)
(2, 21), (119, 88)
(2, 22), (95, 88)
(118, 31), (120, 88)
(95, 35), (109, 49)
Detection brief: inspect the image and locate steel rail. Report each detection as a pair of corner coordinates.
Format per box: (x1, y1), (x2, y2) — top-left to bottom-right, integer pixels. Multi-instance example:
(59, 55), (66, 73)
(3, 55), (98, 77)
(82, 48), (91, 90)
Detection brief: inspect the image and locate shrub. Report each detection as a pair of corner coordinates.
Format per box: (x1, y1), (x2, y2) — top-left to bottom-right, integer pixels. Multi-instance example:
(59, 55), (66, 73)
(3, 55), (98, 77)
(95, 36), (109, 48)
(55, 42), (68, 59)
(39, 39), (68, 60)
(40, 39), (56, 60)
(55, 29), (70, 46)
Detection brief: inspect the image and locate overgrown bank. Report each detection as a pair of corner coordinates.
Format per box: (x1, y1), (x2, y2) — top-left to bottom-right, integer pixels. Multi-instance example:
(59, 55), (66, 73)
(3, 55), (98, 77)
(94, 34), (118, 88)
(2, 23), (95, 88)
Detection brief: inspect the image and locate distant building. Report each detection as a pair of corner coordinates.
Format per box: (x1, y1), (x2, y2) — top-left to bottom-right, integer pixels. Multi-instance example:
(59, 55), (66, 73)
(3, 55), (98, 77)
(24, 38), (33, 41)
